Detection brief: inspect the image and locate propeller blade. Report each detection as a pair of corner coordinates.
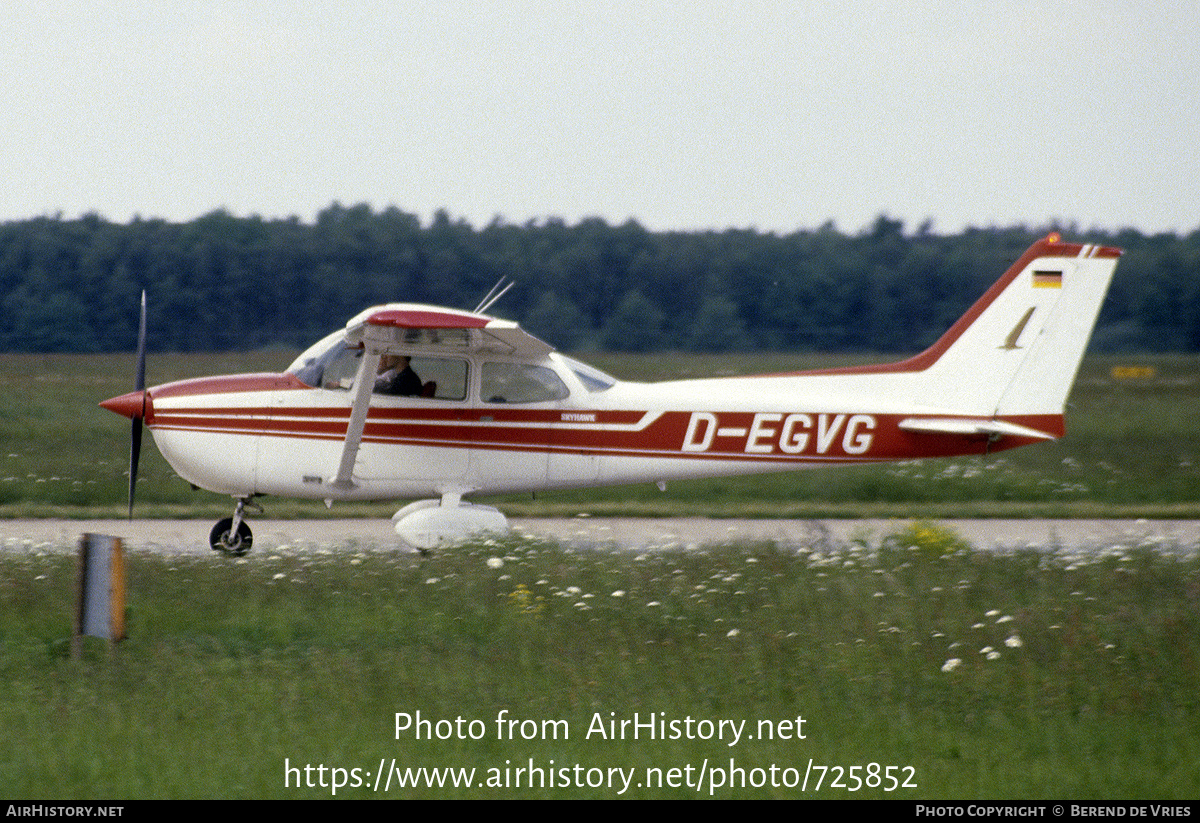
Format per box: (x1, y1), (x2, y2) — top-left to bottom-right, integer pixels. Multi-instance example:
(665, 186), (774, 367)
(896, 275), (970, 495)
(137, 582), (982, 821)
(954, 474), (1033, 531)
(128, 291), (147, 519)
(135, 290), (146, 394)
(129, 416), (142, 519)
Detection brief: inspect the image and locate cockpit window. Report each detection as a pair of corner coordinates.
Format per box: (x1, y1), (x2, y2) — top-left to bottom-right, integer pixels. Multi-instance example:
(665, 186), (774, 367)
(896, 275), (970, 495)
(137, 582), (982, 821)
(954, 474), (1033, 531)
(481, 362), (569, 404)
(405, 357), (468, 401)
(288, 334), (362, 389)
(288, 334), (467, 400)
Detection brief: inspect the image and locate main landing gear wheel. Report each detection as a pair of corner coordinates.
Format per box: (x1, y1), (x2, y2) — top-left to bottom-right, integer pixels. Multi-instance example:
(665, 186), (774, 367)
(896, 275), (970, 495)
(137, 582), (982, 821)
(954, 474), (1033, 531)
(210, 517), (253, 556)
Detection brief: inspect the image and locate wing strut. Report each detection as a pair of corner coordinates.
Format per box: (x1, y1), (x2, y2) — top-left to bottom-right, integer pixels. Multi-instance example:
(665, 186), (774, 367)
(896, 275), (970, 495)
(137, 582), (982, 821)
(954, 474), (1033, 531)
(331, 347), (382, 489)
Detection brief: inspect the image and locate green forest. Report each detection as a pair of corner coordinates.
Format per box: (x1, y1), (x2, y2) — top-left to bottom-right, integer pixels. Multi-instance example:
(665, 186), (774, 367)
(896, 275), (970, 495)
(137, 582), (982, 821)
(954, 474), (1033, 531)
(2, 204), (1197, 354)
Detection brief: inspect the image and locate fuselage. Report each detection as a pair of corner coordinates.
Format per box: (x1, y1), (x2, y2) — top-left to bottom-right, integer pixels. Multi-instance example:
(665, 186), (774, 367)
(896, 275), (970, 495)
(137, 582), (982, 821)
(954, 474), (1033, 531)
(108, 348), (1050, 503)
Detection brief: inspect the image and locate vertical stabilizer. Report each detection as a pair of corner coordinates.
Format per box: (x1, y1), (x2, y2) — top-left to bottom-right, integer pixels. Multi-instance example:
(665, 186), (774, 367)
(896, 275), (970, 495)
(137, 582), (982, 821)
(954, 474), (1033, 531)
(907, 235), (1123, 422)
(793, 235), (1121, 435)
(990, 243), (1120, 419)
(913, 236), (1121, 421)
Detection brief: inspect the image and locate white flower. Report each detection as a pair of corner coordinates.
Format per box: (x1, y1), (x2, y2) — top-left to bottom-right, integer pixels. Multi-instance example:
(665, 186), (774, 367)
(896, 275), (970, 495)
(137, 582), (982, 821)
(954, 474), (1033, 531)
(941, 658), (962, 673)
(611, 590), (625, 597)
(486, 557), (504, 569)
(986, 651), (1001, 660)
(726, 629), (740, 637)
(980, 646), (994, 654)
(985, 609), (1001, 618)
(996, 615), (1014, 623)
(566, 586), (581, 595)
(1005, 635), (1023, 648)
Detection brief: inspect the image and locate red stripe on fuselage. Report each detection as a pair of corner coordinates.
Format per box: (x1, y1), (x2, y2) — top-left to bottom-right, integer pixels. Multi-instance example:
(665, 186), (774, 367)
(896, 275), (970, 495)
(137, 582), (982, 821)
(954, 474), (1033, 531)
(150, 372), (308, 399)
(149, 407), (1061, 463)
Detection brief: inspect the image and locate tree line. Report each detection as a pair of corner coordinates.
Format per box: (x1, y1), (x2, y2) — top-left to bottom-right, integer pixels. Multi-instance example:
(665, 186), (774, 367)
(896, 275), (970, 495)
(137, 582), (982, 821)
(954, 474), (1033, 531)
(1, 204), (1197, 353)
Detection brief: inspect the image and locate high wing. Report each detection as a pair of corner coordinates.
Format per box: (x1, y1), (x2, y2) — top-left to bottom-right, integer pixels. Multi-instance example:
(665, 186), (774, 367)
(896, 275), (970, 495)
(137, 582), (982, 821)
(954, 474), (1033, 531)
(343, 303), (553, 357)
(332, 303), (554, 489)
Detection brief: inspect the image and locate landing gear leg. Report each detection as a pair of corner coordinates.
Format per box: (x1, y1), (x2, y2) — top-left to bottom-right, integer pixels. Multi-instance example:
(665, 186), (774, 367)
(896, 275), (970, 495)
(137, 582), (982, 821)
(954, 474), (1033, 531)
(210, 497), (260, 556)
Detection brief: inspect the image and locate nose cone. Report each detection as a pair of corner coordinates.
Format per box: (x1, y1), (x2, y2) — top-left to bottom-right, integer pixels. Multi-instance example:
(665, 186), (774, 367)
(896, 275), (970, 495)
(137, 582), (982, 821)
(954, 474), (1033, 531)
(100, 390), (148, 420)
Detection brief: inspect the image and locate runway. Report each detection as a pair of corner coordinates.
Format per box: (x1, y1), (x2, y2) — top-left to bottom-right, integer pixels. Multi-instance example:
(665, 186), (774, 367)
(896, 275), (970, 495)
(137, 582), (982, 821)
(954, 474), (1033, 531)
(3, 517), (1198, 555)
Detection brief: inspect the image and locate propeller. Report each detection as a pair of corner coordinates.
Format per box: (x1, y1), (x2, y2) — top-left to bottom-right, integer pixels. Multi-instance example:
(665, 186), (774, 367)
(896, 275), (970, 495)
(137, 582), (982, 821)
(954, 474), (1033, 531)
(127, 291), (147, 519)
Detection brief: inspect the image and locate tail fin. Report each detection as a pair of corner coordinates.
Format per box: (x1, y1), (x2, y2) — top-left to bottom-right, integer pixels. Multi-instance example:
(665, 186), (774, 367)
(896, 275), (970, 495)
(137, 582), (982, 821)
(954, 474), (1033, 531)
(805, 235), (1121, 435)
(915, 235), (1121, 422)
(989, 240), (1121, 419)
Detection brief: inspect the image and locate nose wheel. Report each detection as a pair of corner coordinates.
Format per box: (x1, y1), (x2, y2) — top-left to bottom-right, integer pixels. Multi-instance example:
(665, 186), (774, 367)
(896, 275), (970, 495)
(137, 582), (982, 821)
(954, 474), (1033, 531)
(210, 518), (252, 556)
(210, 497), (260, 556)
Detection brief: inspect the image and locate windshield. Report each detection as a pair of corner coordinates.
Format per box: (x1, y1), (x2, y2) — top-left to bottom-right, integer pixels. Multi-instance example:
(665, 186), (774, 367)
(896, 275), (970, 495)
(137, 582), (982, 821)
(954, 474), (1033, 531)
(287, 333), (364, 389)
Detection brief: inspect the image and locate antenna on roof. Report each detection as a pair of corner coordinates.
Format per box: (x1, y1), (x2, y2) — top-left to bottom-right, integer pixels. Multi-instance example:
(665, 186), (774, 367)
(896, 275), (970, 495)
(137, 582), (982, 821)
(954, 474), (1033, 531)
(474, 277), (514, 314)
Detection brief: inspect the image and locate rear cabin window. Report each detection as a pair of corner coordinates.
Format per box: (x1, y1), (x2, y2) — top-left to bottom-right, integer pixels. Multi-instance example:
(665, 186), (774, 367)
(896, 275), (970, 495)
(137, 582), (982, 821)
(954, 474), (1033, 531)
(481, 362), (569, 404)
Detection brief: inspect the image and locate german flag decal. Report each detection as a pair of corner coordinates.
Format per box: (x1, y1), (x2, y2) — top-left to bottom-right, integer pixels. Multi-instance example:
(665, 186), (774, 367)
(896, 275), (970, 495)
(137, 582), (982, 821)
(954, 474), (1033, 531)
(1032, 270), (1063, 288)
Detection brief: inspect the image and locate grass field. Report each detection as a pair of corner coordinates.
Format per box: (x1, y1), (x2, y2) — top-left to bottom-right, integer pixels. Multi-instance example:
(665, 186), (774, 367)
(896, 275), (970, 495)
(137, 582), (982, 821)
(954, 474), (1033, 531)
(2, 526), (1198, 799)
(1, 350), (1198, 519)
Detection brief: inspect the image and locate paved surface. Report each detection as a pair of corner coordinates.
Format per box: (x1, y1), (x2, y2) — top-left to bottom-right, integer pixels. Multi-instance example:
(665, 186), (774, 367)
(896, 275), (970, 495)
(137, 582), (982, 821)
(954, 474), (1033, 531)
(3, 517), (1198, 555)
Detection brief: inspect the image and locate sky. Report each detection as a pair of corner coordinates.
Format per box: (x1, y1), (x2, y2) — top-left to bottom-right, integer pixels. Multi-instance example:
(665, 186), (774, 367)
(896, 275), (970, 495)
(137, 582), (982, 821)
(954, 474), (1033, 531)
(3, 1), (1197, 235)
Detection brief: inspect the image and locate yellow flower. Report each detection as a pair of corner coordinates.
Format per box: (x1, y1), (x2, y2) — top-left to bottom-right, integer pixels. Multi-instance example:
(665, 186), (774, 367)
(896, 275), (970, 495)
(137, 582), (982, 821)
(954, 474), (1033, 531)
(508, 583), (544, 615)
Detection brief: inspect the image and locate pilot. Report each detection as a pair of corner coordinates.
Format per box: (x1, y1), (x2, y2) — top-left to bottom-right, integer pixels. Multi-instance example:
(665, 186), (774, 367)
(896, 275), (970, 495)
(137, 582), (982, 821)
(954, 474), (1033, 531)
(374, 354), (422, 396)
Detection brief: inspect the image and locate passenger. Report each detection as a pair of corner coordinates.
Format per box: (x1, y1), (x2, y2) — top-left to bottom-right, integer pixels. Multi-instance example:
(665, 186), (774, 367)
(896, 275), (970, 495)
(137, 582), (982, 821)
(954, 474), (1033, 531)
(374, 354), (422, 396)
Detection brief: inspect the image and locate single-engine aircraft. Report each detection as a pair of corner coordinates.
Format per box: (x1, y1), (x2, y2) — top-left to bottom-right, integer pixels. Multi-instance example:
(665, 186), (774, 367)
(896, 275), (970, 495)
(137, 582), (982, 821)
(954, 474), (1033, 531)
(100, 234), (1121, 554)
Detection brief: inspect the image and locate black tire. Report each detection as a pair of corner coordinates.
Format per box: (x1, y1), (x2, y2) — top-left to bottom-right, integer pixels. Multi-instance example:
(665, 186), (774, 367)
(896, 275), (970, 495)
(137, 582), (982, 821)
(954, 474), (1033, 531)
(210, 517), (253, 556)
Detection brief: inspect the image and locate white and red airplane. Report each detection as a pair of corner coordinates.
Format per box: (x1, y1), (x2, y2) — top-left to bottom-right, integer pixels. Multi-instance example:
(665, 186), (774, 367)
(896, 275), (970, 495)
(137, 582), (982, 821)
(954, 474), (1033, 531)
(100, 234), (1120, 553)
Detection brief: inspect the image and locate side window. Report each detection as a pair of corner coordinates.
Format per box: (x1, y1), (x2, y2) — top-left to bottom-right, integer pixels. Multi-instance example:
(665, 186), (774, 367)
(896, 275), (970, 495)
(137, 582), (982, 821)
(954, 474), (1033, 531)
(409, 357), (468, 401)
(481, 362), (569, 404)
(372, 355), (468, 400)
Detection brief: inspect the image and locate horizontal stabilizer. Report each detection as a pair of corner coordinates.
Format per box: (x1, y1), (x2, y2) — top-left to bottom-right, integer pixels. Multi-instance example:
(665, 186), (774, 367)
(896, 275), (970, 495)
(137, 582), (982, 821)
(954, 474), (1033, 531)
(898, 417), (1057, 441)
